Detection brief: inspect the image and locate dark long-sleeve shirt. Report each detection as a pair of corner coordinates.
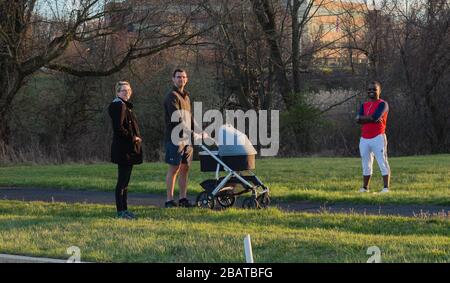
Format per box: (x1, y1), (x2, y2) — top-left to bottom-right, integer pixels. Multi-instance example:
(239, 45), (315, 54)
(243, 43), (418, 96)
(164, 86), (193, 145)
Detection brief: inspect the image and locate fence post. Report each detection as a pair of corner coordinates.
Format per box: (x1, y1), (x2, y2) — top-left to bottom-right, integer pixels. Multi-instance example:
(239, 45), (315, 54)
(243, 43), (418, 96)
(244, 234), (254, 263)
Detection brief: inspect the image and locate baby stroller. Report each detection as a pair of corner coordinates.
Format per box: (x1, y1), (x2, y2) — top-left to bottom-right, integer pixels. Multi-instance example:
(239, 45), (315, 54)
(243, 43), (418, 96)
(196, 125), (270, 209)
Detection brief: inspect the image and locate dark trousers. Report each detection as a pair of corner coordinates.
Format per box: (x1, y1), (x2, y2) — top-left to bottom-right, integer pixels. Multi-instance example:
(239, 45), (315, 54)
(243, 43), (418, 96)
(115, 165), (133, 212)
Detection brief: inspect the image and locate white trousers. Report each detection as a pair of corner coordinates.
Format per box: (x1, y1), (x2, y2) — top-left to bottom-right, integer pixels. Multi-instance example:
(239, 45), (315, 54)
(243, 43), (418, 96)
(359, 134), (391, 176)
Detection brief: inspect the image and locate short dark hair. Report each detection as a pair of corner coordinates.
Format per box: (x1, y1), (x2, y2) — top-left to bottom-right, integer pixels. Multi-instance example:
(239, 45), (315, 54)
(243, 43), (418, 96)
(173, 68), (187, 78)
(369, 81), (382, 91)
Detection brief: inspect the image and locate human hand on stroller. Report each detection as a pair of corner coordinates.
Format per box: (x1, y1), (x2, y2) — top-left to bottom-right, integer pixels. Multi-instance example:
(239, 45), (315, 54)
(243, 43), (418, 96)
(202, 132), (218, 145)
(193, 131), (209, 140)
(193, 131), (216, 145)
(193, 132), (204, 143)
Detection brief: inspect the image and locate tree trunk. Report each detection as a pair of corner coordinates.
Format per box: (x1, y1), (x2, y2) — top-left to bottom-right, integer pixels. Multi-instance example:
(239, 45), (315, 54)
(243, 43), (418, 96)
(0, 1), (27, 146)
(0, 110), (11, 146)
(251, 0), (293, 108)
(292, 0), (302, 94)
(0, 57), (24, 146)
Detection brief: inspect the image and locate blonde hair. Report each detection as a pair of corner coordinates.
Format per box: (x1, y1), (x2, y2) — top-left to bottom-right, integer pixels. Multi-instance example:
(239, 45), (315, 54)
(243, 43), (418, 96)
(115, 81), (131, 96)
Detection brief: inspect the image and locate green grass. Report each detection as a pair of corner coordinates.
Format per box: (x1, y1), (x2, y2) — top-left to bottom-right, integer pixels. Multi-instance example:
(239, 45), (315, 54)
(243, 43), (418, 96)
(0, 155), (450, 205)
(0, 201), (448, 263)
(0, 155), (449, 205)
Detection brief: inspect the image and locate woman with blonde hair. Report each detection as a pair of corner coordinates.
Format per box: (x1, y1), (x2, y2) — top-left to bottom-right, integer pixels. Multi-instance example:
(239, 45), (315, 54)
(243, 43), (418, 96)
(109, 81), (143, 219)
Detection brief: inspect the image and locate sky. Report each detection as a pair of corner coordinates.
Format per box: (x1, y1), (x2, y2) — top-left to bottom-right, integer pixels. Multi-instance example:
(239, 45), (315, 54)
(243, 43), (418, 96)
(35, 0), (104, 19)
(35, 0), (414, 19)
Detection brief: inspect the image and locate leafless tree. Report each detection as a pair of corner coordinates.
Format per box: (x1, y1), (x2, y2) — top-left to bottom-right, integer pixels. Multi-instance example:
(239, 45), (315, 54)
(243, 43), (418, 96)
(0, 0), (212, 145)
(392, 0), (450, 151)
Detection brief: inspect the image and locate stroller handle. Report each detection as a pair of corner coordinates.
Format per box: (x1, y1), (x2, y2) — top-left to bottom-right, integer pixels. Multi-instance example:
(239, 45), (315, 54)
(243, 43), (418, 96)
(201, 135), (218, 147)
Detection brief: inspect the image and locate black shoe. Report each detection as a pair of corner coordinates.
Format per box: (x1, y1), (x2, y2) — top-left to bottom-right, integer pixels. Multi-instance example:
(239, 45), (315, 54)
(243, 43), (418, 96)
(178, 198), (195, 208)
(124, 210), (137, 219)
(117, 211), (134, 220)
(165, 200), (178, 208)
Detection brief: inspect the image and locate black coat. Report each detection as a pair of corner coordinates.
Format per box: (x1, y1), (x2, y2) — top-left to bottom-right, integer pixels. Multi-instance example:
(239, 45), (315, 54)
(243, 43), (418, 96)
(109, 97), (143, 165)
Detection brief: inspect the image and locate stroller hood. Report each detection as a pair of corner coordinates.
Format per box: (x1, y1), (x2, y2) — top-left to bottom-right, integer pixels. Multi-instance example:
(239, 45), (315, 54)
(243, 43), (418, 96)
(218, 124), (257, 156)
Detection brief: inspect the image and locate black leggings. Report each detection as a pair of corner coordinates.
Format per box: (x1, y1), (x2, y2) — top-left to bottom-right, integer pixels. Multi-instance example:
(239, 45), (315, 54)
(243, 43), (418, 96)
(115, 165), (133, 212)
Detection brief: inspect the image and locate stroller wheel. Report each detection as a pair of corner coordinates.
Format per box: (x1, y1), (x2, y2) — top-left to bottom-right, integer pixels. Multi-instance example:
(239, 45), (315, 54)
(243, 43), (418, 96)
(196, 191), (215, 209)
(217, 190), (236, 208)
(242, 197), (260, 209)
(256, 193), (270, 208)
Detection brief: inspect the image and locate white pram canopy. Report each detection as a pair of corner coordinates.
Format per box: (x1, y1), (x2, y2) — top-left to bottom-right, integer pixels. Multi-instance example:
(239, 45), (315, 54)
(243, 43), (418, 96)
(218, 124), (257, 157)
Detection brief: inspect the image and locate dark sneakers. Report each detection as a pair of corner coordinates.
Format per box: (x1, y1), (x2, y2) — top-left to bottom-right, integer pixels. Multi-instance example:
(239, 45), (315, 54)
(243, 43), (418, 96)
(178, 198), (195, 208)
(165, 199), (195, 208)
(117, 211), (135, 220)
(165, 200), (178, 208)
(124, 210), (137, 219)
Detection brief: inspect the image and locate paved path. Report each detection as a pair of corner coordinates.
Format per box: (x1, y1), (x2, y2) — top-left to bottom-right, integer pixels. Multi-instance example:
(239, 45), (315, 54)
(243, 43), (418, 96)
(1, 187), (449, 217)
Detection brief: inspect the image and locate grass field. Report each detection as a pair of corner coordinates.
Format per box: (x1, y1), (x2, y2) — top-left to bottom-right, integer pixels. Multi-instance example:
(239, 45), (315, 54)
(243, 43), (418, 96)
(0, 201), (448, 263)
(0, 155), (449, 205)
